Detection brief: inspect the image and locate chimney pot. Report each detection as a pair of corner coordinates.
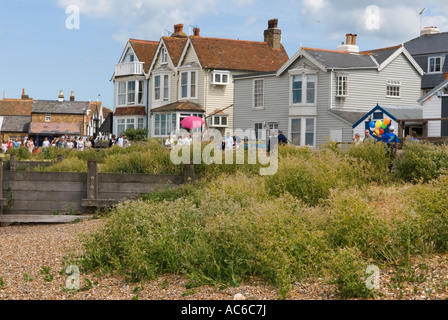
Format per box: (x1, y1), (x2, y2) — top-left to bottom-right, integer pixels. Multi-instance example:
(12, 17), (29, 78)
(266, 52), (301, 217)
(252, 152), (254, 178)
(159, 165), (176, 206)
(345, 33), (352, 45)
(193, 27), (200, 37)
(70, 90), (75, 101)
(352, 34), (357, 46)
(268, 19), (278, 29)
(172, 23), (187, 38)
(58, 90), (64, 102)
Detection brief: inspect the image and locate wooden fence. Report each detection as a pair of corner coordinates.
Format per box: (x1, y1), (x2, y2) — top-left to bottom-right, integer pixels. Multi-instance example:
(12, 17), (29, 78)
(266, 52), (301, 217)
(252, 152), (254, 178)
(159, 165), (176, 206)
(0, 158), (195, 224)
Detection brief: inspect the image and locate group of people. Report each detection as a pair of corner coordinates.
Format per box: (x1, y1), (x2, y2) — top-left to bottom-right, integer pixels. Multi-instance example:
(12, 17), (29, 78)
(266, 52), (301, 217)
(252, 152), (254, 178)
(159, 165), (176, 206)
(1, 135), (98, 154)
(108, 133), (131, 148)
(164, 133), (192, 149)
(353, 126), (399, 152)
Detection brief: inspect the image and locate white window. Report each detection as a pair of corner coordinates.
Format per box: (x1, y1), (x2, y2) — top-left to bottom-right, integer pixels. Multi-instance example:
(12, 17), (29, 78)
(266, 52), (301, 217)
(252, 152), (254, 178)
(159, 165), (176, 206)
(291, 73), (317, 105)
(386, 80), (401, 98)
(290, 118), (315, 147)
(123, 48), (135, 62)
(154, 74), (170, 102)
(45, 114), (51, 122)
(253, 79), (264, 108)
(138, 118), (144, 129)
(154, 113), (177, 136)
(117, 119), (126, 136)
(180, 71), (198, 99)
(117, 80), (143, 106)
(161, 47), (168, 65)
(126, 118), (135, 130)
(211, 71), (230, 85)
(428, 56), (442, 74)
(210, 115), (228, 127)
(254, 122), (264, 140)
(336, 75), (348, 97)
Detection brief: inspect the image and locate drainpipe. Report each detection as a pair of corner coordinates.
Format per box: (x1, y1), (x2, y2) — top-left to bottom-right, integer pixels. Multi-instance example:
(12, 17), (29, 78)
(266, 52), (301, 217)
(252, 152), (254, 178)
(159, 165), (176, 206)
(329, 69), (332, 110)
(147, 78), (150, 139)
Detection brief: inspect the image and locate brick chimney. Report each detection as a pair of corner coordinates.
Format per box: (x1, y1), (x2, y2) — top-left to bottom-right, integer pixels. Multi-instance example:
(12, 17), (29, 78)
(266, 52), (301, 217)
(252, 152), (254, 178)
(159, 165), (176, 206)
(21, 88), (30, 100)
(70, 90), (75, 101)
(171, 24), (187, 38)
(337, 33), (359, 53)
(58, 90), (64, 102)
(264, 19), (282, 50)
(193, 27), (200, 37)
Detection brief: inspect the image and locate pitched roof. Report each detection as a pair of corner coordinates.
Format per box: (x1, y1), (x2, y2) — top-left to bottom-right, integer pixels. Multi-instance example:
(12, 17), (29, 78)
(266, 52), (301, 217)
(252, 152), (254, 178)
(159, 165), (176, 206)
(188, 36), (289, 72)
(418, 78), (448, 104)
(151, 101), (205, 113)
(351, 105), (423, 128)
(114, 106), (147, 116)
(90, 102), (113, 118)
(329, 110), (367, 125)
(129, 39), (159, 73)
(32, 100), (89, 115)
(0, 99), (34, 116)
(362, 45), (402, 65)
(29, 122), (82, 135)
(404, 32), (448, 55)
(162, 37), (188, 67)
(0, 116), (31, 133)
(302, 47), (377, 69)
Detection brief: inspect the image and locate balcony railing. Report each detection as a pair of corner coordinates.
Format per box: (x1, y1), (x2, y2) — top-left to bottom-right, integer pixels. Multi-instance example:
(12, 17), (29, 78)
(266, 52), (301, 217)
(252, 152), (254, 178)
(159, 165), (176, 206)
(115, 62), (144, 77)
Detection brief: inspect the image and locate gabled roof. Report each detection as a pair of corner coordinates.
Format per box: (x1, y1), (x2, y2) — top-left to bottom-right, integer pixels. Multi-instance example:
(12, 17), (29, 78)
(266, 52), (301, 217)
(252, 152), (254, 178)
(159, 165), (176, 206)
(148, 36), (188, 74)
(404, 32), (448, 55)
(418, 78), (448, 104)
(0, 116), (31, 133)
(151, 101), (205, 113)
(362, 45), (402, 64)
(0, 99), (34, 116)
(32, 100), (90, 115)
(181, 36), (289, 72)
(351, 104), (423, 128)
(128, 39), (159, 73)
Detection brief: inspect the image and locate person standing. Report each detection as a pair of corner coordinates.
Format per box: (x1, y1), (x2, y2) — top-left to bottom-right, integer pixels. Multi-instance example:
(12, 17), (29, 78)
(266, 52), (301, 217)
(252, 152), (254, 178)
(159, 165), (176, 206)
(352, 133), (362, 146)
(278, 130), (288, 146)
(26, 138), (35, 154)
(363, 129), (375, 143)
(42, 137), (50, 148)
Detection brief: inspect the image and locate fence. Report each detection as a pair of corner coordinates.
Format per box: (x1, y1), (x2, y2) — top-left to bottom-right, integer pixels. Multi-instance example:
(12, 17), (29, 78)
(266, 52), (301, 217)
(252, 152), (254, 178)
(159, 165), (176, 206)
(0, 158), (195, 224)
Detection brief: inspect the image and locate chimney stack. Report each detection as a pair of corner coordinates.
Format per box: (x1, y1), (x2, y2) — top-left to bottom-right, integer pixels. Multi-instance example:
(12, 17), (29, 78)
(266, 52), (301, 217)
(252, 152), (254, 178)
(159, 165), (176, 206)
(3, 90), (6, 100)
(264, 19), (282, 50)
(193, 27), (200, 37)
(58, 90), (64, 102)
(21, 89), (30, 100)
(421, 26), (440, 36)
(337, 33), (359, 53)
(70, 90), (75, 101)
(171, 24), (187, 38)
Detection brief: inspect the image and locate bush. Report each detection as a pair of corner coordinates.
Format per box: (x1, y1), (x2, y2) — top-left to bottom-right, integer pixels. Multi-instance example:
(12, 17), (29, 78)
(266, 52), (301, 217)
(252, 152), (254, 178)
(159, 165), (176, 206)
(393, 141), (448, 183)
(7, 146), (32, 160)
(40, 157), (87, 172)
(122, 128), (148, 141)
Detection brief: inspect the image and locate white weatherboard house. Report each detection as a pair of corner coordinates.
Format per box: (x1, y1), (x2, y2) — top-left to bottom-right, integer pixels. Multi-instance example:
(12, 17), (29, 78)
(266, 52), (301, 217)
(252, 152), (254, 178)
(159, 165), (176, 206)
(233, 34), (424, 147)
(418, 77), (448, 137)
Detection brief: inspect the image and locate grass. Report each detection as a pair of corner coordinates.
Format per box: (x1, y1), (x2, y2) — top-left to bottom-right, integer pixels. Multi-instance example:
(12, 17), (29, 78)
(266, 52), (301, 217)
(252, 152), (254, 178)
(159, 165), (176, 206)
(18, 139), (448, 299)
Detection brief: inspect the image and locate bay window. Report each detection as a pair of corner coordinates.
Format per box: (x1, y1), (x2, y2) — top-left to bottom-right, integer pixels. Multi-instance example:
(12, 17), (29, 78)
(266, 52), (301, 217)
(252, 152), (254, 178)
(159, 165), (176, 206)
(154, 113), (177, 136)
(180, 70), (198, 99)
(117, 80), (144, 106)
(154, 74), (170, 102)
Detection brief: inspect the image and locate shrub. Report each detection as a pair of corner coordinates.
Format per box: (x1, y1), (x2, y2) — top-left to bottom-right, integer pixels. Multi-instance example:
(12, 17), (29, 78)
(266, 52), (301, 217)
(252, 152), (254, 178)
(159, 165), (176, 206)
(393, 141), (448, 183)
(123, 128), (148, 141)
(40, 157), (87, 172)
(7, 146), (32, 160)
(328, 247), (376, 299)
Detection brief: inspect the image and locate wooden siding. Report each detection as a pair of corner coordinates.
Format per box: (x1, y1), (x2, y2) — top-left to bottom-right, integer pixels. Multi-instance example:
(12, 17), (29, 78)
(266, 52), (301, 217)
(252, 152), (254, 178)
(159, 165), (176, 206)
(422, 96), (442, 137)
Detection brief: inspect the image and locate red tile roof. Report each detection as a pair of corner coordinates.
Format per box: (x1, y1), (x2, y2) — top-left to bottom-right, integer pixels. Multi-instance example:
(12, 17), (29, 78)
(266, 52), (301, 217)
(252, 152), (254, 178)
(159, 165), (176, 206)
(0, 99), (34, 116)
(114, 106), (147, 116)
(189, 36), (289, 72)
(162, 37), (188, 67)
(129, 39), (159, 73)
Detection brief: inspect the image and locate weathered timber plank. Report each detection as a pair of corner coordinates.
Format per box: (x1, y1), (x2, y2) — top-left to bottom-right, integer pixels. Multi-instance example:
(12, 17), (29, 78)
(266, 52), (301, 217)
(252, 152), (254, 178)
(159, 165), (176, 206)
(0, 214), (92, 223)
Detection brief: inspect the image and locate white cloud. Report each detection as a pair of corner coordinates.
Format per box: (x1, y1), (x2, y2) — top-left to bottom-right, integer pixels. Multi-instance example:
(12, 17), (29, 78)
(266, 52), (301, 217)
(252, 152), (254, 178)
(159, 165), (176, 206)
(57, 0), (218, 41)
(231, 0), (254, 6)
(298, 0), (448, 49)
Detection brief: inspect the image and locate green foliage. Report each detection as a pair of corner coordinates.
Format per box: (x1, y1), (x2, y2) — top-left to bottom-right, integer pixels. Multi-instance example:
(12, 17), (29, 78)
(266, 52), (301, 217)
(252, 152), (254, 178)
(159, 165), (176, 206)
(123, 128), (148, 141)
(393, 141), (448, 183)
(7, 146), (32, 160)
(40, 157), (87, 172)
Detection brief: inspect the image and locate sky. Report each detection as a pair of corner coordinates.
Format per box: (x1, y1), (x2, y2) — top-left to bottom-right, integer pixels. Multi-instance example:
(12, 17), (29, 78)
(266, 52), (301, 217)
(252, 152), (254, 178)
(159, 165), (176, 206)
(0, 0), (447, 110)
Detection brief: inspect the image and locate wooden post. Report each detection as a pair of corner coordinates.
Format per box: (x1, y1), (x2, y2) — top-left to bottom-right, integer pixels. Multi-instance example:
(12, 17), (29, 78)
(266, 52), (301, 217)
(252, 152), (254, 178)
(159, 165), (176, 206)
(184, 163), (195, 183)
(10, 154), (16, 171)
(87, 160), (98, 201)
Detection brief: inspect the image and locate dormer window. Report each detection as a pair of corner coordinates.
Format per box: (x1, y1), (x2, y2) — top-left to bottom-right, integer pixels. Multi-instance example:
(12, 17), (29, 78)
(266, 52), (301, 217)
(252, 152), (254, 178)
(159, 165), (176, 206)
(161, 47), (168, 65)
(428, 56), (443, 74)
(45, 114), (51, 122)
(211, 71), (230, 85)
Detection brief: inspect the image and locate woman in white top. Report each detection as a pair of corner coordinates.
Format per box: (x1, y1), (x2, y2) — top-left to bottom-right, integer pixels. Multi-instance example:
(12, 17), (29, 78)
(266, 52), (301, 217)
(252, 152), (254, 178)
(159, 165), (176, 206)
(177, 135), (186, 146)
(223, 132), (233, 150)
(165, 134), (174, 149)
(77, 138), (84, 151)
(66, 139), (74, 149)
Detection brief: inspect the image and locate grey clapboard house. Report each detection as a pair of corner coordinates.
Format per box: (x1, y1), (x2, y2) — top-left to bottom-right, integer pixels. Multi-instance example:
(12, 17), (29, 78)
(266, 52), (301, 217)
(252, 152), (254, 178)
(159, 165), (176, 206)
(234, 34), (423, 147)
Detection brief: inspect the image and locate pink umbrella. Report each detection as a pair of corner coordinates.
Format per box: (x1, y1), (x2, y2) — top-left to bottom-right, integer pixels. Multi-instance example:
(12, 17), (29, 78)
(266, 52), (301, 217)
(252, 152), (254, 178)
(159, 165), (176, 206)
(180, 116), (205, 130)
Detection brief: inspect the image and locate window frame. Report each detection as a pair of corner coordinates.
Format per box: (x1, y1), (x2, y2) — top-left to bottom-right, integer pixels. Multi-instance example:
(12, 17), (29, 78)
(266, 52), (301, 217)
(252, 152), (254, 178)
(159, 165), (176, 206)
(336, 75), (348, 97)
(161, 47), (168, 65)
(386, 80), (401, 98)
(45, 114), (51, 123)
(211, 70), (230, 85)
(210, 115), (229, 127)
(117, 80), (144, 106)
(253, 79), (265, 109)
(289, 70), (317, 106)
(179, 70), (198, 100)
(153, 73), (171, 102)
(428, 56), (443, 74)
(289, 117), (316, 147)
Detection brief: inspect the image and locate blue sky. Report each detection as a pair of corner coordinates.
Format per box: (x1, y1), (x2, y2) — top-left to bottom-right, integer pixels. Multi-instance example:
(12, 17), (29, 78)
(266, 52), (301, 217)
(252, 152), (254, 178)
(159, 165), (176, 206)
(0, 0), (447, 109)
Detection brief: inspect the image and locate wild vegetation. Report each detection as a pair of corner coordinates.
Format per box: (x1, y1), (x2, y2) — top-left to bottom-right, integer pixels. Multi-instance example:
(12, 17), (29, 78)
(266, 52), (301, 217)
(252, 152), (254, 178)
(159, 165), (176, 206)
(9, 138), (448, 299)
